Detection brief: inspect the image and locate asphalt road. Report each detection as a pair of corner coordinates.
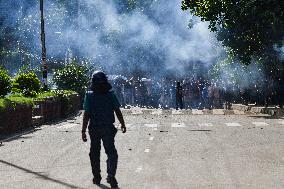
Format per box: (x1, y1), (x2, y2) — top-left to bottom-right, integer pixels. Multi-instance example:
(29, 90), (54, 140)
(0, 109), (283, 189)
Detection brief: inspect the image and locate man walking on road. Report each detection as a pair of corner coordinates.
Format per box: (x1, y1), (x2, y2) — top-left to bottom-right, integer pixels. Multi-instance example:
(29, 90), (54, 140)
(81, 71), (127, 188)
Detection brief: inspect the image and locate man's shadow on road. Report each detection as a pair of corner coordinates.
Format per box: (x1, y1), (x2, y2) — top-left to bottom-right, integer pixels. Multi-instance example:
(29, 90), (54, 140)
(0, 159), (123, 189)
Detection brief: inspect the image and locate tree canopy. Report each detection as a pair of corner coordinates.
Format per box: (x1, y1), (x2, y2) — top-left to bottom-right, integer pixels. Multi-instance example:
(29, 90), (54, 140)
(182, 0), (284, 64)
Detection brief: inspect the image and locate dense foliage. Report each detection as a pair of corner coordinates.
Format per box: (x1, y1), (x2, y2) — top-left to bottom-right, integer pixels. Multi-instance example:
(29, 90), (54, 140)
(53, 60), (89, 96)
(12, 71), (41, 97)
(182, 0), (284, 64)
(0, 67), (11, 97)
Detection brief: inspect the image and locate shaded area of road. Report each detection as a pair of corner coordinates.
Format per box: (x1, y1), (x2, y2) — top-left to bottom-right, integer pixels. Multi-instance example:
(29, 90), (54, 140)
(0, 159), (80, 189)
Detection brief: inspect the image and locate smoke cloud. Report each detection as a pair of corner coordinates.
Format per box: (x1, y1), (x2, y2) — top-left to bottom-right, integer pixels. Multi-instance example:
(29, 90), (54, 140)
(0, 0), (269, 89)
(1, 1), (219, 72)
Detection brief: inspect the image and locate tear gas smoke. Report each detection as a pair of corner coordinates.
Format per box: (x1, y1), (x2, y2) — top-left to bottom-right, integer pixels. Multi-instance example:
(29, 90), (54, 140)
(0, 0), (270, 90)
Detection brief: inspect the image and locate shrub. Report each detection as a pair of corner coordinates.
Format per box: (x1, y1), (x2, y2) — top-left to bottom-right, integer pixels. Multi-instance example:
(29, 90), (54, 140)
(0, 67), (11, 97)
(53, 60), (89, 96)
(12, 71), (41, 97)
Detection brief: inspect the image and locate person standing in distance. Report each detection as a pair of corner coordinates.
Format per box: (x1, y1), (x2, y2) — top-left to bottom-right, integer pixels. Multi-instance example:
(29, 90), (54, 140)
(176, 81), (184, 110)
(81, 71), (126, 188)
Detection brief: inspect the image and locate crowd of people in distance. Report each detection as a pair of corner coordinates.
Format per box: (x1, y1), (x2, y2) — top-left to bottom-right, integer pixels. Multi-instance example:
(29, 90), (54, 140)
(109, 76), (284, 110)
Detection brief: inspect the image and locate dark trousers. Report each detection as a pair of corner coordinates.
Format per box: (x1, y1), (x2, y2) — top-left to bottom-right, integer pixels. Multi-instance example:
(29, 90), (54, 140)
(89, 126), (118, 178)
(176, 97), (184, 110)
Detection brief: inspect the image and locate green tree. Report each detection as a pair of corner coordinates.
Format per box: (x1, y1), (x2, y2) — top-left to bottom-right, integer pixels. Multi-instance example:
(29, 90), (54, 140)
(182, 0), (284, 64)
(12, 71), (41, 97)
(53, 59), (90, 96)
(0, 67), (11, 97)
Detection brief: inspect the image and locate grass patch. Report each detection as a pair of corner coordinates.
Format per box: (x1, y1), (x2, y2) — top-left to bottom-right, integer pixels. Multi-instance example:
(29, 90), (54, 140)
(34, 91), (57, 100)
(34, 90), (77, 100)
(7, 95), (34, 105)
(0, 95), (33, 112)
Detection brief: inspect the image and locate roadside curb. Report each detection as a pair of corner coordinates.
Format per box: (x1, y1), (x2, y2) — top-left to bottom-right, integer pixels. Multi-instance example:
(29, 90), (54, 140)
(231, 104), (284, 116)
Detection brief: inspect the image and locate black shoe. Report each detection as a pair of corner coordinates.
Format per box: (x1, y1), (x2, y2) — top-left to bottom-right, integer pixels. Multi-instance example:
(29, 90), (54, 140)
(106, 176), (118, 188)
(92, 175), (102, 185)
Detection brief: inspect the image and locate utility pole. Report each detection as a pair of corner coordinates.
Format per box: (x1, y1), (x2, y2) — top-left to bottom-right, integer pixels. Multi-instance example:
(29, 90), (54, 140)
(40, 0), (48, 90)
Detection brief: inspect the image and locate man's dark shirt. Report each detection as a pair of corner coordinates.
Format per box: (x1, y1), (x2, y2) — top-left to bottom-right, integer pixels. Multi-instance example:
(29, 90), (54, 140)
(83, 91), (120, 130)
